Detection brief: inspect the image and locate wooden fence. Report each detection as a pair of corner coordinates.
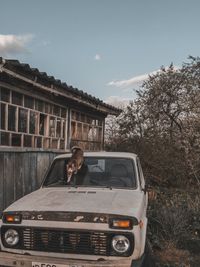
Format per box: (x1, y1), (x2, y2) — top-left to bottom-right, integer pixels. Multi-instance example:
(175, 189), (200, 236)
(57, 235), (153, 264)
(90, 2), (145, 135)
(0, 150), (63, 211)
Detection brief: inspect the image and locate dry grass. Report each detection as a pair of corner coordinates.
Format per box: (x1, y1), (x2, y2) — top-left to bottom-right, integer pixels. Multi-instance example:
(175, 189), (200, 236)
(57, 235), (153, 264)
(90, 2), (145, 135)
(148, 188), (200, 266)
(154, 242), (190, 266)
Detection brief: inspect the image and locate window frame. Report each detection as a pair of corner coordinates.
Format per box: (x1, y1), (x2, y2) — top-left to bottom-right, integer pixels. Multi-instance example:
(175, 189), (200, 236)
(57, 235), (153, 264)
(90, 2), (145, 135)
(0, 87), (68, 150)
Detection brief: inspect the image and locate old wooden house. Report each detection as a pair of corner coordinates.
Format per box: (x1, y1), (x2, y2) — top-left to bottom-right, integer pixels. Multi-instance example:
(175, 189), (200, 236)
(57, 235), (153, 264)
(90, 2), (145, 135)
(0, 58), (120, 211)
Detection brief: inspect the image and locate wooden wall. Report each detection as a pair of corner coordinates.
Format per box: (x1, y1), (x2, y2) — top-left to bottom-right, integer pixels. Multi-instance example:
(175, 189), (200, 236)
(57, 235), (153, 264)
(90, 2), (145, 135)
(0, 151), (61, 211)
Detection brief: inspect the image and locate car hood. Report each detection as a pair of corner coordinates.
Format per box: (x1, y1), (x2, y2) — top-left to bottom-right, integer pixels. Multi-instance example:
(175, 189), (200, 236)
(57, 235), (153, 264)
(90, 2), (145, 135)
(5, 187), (145, 219)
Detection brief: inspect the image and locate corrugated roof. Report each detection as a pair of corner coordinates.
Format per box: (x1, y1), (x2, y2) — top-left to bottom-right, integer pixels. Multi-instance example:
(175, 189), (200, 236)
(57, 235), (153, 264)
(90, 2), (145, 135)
(0, 57), (121, 115)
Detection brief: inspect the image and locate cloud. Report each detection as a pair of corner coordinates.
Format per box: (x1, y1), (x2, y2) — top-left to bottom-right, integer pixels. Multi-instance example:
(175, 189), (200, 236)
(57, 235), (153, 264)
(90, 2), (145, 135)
(40, 40), (50, 47)
(107, 70), (160, 89)
(94, 54), (101, 61)
(107, 66), (179, 89)
(0, 34), (34, 56)
(104, 95), (132, 108)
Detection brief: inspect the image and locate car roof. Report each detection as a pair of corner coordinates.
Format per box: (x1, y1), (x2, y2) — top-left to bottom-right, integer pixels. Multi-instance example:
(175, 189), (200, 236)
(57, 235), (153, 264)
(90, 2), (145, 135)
(55, 151), (137, 160)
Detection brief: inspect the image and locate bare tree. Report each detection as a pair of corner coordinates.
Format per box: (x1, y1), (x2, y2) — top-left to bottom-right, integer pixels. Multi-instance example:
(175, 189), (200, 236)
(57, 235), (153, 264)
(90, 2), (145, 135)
(106, 58), (200, 187)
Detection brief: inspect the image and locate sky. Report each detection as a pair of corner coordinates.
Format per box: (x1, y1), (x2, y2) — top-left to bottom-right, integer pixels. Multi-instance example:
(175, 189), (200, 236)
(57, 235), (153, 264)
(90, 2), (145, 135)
(0, 0), (200, 106)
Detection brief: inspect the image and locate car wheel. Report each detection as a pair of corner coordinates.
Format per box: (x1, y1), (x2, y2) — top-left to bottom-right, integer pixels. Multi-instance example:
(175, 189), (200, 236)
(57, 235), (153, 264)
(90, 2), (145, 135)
(142, 242), (155, 267)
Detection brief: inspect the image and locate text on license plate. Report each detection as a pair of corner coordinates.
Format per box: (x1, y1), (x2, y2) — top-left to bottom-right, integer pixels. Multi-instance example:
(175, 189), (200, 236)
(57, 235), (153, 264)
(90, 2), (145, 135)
(32, 262), (84, 267)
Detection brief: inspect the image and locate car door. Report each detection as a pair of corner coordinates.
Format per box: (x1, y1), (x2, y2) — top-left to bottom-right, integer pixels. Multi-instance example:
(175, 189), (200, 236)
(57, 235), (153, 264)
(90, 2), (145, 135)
(136, 157), (148, 212)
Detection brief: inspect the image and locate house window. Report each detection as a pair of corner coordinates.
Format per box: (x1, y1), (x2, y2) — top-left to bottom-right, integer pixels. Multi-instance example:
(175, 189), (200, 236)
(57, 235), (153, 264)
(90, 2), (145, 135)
(0, 87), (10, 102)
(24, 96), (34, 109)
(71, 121), (76, 139)
(33, 136), (41, 148)
(12, 133), (21, 147)
(0, 88), (68, 150)
(80, 113), (85, 122)
(29, 111), (37, 134)
(62, 120), (66, 139)
(35, 99), (44, 112)
(44, 103), (49, 113)
(12, 91), (23, 105)
(60, 140), (65, 149)
(39, 113), (47, 135)
(44, 138), (50, 149)
(70, 110), (103, 151)
(77, 123), (82, 139)
(53, 105), (60, 117)
(24, 135), (32, 147)
(52, 139), (58, 149)
(49, 117), (56, 137)
(0, 132), (9, 146)
(83, 125), (89, 140)
(76, 112), (80, 121)
(61, 108), (66, 118)
(56, 118), (61, 138)
(0, 103), (6, 130)
(18, 108), (28, 133)
(8, 105), (16, 131)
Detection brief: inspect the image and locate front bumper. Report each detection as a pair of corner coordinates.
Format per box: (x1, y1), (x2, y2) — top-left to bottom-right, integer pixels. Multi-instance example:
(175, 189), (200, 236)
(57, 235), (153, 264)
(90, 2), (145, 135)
(0, 251), (146, 267)
(0, 251), (135, 267)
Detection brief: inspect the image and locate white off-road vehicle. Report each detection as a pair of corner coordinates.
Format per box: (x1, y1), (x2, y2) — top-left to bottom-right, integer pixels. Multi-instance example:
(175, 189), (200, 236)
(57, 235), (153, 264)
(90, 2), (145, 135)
(0, 152), (152, 267)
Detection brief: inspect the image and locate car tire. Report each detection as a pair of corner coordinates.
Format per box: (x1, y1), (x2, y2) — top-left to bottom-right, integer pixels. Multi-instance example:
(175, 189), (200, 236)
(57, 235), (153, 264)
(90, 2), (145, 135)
(142, 242), (156, 267)
(131, 241), (155, 267)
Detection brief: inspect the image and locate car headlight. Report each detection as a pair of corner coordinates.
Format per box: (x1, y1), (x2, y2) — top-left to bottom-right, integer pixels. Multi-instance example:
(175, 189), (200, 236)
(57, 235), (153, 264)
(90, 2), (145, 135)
(4, 229), (19, 246)
(112, 235), (130, 254)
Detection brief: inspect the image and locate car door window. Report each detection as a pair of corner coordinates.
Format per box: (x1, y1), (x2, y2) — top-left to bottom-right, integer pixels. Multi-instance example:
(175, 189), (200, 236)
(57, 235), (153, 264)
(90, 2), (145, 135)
(137, 157), (145, 189)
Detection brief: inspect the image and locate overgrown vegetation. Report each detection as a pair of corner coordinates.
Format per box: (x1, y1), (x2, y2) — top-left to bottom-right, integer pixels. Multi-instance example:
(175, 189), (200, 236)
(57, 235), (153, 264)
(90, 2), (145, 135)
(105, 56), (200, 266)
(148, 188), (200, 266)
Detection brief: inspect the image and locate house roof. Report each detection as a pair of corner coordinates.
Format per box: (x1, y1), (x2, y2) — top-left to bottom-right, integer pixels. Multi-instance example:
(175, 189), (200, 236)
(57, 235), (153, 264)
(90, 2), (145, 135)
(0, 57), (121, 116)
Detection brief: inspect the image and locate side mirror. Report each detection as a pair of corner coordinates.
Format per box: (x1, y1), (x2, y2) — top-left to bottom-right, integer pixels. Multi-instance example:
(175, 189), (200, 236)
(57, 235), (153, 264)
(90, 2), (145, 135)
(147, 187), (157, 201)
(142, 184), (157, 200)
(142, 177), (151, 193)
(142, 184), (149, 194)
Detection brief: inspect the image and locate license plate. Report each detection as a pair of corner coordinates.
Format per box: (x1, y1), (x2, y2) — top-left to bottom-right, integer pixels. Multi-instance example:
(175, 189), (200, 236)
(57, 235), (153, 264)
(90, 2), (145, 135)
(32, 262), (84, 267)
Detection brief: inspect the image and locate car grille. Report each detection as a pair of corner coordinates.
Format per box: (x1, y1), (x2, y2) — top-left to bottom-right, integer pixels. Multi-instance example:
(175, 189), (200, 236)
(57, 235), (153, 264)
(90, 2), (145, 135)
(1, 226), (134, 257)
(23, 228), (109, 256)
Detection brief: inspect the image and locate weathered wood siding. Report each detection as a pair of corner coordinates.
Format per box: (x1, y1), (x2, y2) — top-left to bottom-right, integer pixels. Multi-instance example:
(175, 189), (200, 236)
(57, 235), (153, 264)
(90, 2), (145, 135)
(0, 151), (61, 211)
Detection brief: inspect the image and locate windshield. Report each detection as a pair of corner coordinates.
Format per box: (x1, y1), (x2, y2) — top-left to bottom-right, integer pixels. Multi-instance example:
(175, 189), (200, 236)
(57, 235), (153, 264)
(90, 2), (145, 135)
(43, 157), (137, 189)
